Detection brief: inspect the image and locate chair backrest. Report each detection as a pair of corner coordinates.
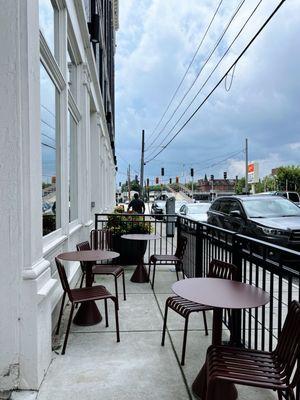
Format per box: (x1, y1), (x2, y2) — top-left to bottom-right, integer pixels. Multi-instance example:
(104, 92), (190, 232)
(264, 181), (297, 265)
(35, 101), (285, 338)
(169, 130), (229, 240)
(90, 229), (113, 250)
(207, 259), (238, 280)
(274, 300), (300, 384)
(175, 236), (188, 260)
(76, 241), (92, 270)
(55, 258), (73, 300)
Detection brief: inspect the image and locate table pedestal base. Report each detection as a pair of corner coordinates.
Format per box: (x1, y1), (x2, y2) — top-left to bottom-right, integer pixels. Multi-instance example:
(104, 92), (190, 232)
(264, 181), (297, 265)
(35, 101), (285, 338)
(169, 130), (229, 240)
(73, 301), (102, 326)
(130, 261), (149, 283)
(192, 364), (237, 400)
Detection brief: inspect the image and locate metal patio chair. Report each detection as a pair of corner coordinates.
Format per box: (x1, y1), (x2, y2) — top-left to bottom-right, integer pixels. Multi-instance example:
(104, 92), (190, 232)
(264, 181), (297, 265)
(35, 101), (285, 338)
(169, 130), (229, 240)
(161, 260), (238, 366)
(149, 235), (188, 290)
(76, 238), (126, 310)
(55, 258), (120, 355)
(206, 300), (300, 400)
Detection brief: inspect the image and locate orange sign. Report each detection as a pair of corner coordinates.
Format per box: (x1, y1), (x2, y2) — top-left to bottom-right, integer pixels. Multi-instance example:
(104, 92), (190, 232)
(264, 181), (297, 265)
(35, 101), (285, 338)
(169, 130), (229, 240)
(248, 163), (254, 173)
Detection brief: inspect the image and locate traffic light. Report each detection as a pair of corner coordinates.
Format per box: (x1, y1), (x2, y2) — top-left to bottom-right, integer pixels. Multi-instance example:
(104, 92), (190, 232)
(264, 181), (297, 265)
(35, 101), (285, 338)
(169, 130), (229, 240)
(191, 168), (194, 177)
(176, 176), (179, 184)
(146, 178), (149, 187)
(161, 167), (164, 176)
(223, 171), (227, 180)
(155, 177), (159, 184)
(169, 178), (172, 184)
(210, 174), (214, 181)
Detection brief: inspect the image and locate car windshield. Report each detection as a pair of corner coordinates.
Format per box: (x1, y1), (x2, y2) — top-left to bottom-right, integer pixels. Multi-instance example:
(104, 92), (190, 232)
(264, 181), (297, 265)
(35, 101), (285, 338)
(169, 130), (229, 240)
(243, 198), (300, 218)
(188, 204), (210, 214)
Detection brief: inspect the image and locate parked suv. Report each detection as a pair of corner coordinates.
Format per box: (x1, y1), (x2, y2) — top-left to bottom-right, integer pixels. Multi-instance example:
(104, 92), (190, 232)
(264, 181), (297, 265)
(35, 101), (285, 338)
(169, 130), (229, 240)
(207, 195), (300, 251)
(256, 191), (300, 205)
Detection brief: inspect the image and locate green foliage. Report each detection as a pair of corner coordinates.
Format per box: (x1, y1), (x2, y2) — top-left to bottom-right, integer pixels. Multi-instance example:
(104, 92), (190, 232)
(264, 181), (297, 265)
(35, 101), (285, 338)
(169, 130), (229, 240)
(275, 166), (300, 191)
(235, 177), (245, 194)
(106, 207), (152, 235)
(121, 180), (140, 192)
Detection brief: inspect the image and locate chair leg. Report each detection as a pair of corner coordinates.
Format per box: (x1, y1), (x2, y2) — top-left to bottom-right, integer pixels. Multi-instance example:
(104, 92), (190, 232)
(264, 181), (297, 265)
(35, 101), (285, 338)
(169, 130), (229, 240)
(202, 311), (208, 336)
(79, 273), (85, 288)
(122, 271), (126, 301)
(181, 315), (190, 366)
(55, 292), (66, 335)
(113, 298), (120, 342)
(114, 276), (119, 310)
(161, 301), (169, 346)
(175, 264), (179, 281)
(148, 261), (152, 281)
(277, 391), (283, 400)
(151, 262), (156, 290)
(104, 298), (108, 327)
(62, 303), (75, 355)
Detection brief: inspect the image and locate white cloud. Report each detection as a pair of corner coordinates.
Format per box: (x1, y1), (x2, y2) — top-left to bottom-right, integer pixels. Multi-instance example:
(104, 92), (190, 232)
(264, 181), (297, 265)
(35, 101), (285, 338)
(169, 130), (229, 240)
(115, 0), (300, 183)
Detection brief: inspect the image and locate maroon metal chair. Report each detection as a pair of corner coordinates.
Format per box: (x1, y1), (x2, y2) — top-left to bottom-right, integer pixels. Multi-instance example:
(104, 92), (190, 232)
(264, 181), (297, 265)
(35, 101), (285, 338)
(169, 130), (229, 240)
(76, 238), (126, 310)
(149, 235), (188, 290)
(206, 300), (300, 400)
(55, 258), (120, 354)
(161, 260), (238, 366)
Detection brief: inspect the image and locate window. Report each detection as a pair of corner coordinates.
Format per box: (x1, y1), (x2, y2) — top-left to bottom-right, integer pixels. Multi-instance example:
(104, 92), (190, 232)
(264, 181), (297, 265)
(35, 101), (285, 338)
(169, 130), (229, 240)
(40, 63), (60, 235)
(39, 0), (58, 59)
(67, 112), (78, 222)
(67, 44), (77, 98)
(218, 200), (233, 215)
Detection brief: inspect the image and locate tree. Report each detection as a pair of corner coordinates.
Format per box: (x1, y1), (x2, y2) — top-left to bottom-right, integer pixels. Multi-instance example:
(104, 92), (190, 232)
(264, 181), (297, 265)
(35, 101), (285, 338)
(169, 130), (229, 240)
(275, 166), (300, 192)
(235, 177), (245, 194)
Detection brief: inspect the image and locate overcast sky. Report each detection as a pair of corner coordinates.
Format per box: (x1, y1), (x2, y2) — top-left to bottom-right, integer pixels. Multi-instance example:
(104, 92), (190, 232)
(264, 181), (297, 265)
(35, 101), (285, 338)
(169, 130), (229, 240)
(115, 0), (300, 185)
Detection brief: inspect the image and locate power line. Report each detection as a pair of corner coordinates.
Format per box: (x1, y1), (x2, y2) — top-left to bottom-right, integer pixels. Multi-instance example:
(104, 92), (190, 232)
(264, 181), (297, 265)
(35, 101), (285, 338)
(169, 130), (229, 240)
(145, 0), (224, 147)
(41, 119), (56, 131)
(145, 0), (246, 154)
(146, 0), (262, 160)
(41, 132), (55, 142)
(145, 0), (276, 163)
(42, 142), (56, 150)
(41, 104), (55, 118)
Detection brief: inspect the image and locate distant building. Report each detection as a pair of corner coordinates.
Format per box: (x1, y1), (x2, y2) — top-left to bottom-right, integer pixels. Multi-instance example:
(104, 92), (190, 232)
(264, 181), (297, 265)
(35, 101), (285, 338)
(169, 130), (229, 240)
(194, 178), (236, 200)
(0, 0), (118, 391)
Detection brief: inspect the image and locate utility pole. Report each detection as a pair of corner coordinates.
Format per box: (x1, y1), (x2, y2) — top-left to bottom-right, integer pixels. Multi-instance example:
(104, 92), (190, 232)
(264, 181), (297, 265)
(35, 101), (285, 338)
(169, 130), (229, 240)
(245, 138), (248, 194)
(128, 164), (131, 201)
(140, 130), (145, 199)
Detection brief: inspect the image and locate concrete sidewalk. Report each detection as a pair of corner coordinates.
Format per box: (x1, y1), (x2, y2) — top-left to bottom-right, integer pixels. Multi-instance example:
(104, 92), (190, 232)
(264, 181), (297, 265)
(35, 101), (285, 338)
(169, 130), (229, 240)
(13, 267), (276, 400)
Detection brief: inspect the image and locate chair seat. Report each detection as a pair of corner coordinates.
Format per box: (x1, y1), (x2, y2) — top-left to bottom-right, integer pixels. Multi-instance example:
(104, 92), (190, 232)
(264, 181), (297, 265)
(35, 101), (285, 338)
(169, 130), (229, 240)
(151, 254), (180, 263)
(167, 295), (211, 317)
(206, 345), (288, 390)
(92, 264), (123, 276)
(71, 285), (113, 303)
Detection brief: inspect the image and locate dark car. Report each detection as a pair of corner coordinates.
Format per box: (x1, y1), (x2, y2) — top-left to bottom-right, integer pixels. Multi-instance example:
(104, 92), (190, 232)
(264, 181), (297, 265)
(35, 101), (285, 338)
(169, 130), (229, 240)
(151, 200), (165, 220)
(207, 195), (300, 251)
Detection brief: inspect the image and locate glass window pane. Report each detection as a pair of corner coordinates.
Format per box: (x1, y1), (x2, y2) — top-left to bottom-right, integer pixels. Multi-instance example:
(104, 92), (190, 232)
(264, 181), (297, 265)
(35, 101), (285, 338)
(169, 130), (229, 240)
(68, 112), (78, 222)
(39, 0), (56, 56)
(40, 63), (60, 235)
(67, 45), (77, 98)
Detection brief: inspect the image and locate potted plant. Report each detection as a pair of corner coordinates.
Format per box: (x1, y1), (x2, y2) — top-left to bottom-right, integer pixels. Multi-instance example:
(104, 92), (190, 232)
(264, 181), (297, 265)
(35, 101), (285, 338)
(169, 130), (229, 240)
(105, 207), (152, 265)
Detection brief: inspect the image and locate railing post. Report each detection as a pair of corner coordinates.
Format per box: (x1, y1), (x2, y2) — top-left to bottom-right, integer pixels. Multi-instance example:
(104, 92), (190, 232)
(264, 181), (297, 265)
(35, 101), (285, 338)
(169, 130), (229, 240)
(195, 223), (203, 277)
(176, 216), (181, 248)
(230, 234), (242, 346)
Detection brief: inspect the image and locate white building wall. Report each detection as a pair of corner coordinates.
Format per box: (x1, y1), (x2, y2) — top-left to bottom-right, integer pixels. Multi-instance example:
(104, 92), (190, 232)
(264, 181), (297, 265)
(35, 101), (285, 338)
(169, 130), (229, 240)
(0, 0), (116, 391)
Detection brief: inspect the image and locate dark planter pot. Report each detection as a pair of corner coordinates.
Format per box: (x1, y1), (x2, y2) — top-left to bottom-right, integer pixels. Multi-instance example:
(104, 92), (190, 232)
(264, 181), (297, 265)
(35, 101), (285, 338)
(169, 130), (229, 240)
(112, 234), (147, 265)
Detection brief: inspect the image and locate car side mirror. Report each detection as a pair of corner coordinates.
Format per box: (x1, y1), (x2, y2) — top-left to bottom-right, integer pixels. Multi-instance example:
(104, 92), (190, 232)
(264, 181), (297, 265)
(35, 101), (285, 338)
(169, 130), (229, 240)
(229, 210), (242, 218)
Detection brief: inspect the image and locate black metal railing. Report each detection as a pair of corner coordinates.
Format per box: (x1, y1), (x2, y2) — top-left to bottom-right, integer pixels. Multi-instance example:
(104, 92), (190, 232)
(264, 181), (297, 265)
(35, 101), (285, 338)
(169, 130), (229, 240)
(94, 212), (300, 396)
(178, 216), (300, 397)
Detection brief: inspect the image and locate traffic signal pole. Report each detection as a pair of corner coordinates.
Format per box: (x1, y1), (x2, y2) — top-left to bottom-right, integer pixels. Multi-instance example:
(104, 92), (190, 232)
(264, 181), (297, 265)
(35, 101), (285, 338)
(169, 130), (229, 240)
(140, 130), (145, 199)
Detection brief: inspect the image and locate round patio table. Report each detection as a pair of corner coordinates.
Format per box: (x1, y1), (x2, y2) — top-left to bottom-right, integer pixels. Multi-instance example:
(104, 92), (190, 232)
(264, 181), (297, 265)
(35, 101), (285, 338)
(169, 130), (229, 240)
(121, 234), (160, 283)
(57, 249), (119, 326)
(172, 278), (270, 400)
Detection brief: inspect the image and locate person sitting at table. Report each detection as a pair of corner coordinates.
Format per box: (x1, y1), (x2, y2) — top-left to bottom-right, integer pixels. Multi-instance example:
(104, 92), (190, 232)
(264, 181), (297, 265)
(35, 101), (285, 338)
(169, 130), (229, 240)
(127, 193), (145, 214)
